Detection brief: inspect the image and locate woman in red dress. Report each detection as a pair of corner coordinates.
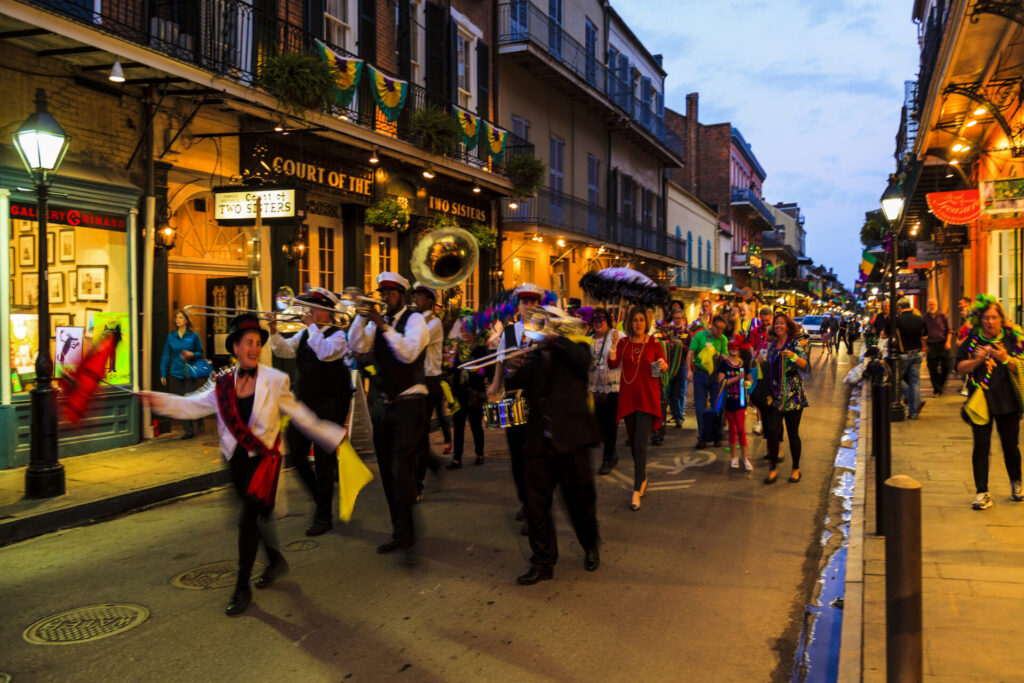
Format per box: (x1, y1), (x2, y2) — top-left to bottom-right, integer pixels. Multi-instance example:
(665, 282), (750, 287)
(609, 305), (669, 510)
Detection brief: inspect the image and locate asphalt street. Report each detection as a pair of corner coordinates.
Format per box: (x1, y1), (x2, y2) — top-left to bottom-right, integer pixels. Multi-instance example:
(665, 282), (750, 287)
(1, 346), (853, 682)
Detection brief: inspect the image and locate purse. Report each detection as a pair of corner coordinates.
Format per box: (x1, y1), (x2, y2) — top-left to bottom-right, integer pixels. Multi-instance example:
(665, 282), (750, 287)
(184, 358), (213, 379)
(962, 387), (990, 426)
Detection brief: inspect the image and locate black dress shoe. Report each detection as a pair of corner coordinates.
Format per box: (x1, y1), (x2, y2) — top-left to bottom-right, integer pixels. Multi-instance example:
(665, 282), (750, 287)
(225, 588), (252, 616)
(305, 519), (333, 536)
(696, 440), (707, 449)
(584, 548), (600, 571)
(597, 460), (615, 475)
(516, 567), (553, 585)
(474, 455), (485, 465)
(254, 556), (290, 589)
(377, 537), (405, 554)
(181, 433), (195, 440)
(445, 460), (462, 471)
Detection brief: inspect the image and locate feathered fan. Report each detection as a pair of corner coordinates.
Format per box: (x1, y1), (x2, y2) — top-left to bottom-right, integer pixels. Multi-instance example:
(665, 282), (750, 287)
(579, 267), (670, 306)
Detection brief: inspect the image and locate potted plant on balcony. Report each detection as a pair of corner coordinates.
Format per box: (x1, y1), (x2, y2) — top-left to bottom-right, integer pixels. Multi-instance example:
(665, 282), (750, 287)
(258, 51), (339, 122)
(504, 152), (545, 199)
(365, 198), (411, 232)
(411, 105), (461, 157)
(468, 221), (497, 250)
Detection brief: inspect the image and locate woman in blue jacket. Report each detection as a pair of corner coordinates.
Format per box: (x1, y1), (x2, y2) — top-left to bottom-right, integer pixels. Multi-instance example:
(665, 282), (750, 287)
(160, 310), (206, 439)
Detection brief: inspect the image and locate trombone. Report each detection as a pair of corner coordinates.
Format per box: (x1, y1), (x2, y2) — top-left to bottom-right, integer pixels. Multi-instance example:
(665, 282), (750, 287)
(458, 307), (590, 371)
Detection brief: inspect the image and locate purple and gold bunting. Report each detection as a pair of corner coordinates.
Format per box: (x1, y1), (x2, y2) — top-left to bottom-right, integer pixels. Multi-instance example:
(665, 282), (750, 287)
(454, 108), (480, 150)
(369, 66), (408, 121)
(314, 40), (363, 109)
(481, 120), (507, 160)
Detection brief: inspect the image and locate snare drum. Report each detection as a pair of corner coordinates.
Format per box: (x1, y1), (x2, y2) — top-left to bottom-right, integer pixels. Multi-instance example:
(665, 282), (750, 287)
(484, 395), (529, 429)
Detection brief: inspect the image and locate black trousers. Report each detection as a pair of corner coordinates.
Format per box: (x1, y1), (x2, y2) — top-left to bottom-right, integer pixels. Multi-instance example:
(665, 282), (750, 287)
(506, 424), (528, 506)
(524, 439), (599, 570)
(452, 403), (484, 460)
(372, 397), (427, 547)
(971, 412), (1022, 493)
(593, 392), (619, 465)
(843, 331), (854, 354)
(765, 407), (803, 470)
(287, 396), (349, 523)
(168, 375), (200, 436)
(624, 411), (652, 491)
(229, 453), (282, 591)
(926, 342), (950, 393)
(415, 377), (449, 491)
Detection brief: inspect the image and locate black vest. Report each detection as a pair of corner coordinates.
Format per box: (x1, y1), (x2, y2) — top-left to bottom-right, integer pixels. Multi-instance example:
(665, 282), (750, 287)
(373, 309), (426, 398)
(297, 327), (350, 407)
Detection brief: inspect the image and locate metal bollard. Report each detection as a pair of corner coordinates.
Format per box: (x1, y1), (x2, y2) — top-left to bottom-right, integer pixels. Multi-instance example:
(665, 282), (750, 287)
(884, 475), (923, 683)
(868, 358), (892, 535)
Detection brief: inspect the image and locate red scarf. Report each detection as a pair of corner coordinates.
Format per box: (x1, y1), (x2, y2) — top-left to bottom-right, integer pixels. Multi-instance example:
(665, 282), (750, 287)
(216, 370), (281, 507)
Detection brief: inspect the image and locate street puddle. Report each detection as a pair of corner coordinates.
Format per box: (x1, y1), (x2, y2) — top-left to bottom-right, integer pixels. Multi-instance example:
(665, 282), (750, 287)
(791, 393), (858, 682)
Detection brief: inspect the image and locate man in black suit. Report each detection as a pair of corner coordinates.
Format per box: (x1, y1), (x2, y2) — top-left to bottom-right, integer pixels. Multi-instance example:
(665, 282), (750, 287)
(509, 318), (602, 585)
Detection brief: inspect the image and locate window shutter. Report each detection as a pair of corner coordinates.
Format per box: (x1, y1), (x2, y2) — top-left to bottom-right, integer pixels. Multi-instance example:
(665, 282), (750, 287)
(305, 0), (324, 41)
(449, 15), (458, 104)
(477, 41), (490, 119)
(425, 2), (447, 105)
(397, 0), (411, 81)
(358, 0), (376, 61)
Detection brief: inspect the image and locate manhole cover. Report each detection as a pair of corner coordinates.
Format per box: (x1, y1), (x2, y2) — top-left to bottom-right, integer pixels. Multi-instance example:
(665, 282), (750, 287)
(23, 604), (149, 645)
(285, 540), (318, 552)
(171, 560), (266, 590)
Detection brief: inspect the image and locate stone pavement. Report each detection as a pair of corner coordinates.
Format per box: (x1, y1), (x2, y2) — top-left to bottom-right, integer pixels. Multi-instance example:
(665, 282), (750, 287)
(843, 372), (1024, 681)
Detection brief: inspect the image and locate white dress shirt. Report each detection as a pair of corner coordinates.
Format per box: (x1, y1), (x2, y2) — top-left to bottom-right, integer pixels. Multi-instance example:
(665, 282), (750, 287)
(348, 306), (429, 396)
(269, 324), (348, 362)
(422, 313), (444, 377)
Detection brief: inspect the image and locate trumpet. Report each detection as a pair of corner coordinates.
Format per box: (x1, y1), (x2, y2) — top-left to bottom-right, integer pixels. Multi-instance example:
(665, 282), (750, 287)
(458, 307), (590, 371)
(274, 286), (381, 331)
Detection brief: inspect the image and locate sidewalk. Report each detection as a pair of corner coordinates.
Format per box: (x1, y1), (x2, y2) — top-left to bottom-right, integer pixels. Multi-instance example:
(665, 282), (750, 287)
(846, 376), (1024, 681)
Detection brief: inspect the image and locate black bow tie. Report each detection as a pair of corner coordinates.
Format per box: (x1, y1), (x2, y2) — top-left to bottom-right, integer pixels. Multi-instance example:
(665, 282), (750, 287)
(238, 367), (257, 378)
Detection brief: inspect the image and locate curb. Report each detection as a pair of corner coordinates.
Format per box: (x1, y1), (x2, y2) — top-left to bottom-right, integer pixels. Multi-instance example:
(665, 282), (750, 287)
(0, 469), (232, 547)
(838, 381), (869, 682)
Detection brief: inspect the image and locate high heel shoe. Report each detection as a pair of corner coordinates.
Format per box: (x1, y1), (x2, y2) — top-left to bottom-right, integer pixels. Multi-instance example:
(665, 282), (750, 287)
(630, 491), (642, 511)
(763, 470), (778, 485)
(788, 470), (802, 483)
(639, 479), (648, 497)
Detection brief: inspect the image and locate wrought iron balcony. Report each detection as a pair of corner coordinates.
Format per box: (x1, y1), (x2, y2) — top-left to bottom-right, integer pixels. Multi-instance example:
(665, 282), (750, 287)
(501, 188), (684, 262)
(730, 188), (775, 230)
(670, 267), (731, 290)
(497, 1), (681, 158)
(26, 0), (532, 176)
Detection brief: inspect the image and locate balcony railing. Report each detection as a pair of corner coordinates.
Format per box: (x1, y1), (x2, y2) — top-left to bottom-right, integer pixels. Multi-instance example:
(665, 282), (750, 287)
(501, 187), (684, 262)
(672, 267), (731, 290)
(497, 1), (682, 158)
(915, 2), (949, 118)
(730, 188), (775, 230)
(29, 0), (532, 176)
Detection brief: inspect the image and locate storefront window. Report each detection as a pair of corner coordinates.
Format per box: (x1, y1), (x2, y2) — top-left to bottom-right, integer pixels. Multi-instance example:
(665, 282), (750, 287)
(9, 206), (130, 393)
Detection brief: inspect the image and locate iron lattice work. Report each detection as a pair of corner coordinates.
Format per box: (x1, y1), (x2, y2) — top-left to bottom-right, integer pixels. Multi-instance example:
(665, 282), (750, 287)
(940, 79), (1024, 156)
(971, 0), (1024, 27)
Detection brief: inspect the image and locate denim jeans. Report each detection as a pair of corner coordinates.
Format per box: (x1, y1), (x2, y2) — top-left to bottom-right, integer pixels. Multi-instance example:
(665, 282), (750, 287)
(693, 371), (721, 442)
(669, 371), (688, 421)
(899, 351), (923, 417)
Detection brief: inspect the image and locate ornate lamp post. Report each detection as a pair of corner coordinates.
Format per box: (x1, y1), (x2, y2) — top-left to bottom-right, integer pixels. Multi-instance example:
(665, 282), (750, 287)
(880, 175), (906, 423)
(13, 89), (71, 498)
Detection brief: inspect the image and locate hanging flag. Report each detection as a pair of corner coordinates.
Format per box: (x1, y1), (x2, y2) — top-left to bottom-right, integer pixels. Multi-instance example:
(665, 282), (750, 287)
(860, 250), (877, 277)
(481, 120), (508, 160)
(369, 66), (408, 121)
(314, 40), (364, 109)
(454, 108), (480, 150)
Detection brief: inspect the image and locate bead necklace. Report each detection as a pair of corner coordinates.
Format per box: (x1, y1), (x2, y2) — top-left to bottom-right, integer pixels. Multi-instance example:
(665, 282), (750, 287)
(622, 336), (648, 385)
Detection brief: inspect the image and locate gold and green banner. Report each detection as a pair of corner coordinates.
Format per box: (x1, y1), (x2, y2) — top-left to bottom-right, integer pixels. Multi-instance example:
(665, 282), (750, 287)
(368, 66), (408, 122)
(314, 40), (363, 109)
(454, 108), (480, 150)
(481, 120), (507, 160)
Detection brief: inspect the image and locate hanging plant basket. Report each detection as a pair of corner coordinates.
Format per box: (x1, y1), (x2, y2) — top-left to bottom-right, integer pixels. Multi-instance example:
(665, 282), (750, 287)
(258, 51), (339, 122)
(411, 105), (461, 157)
(365, 198), (411, 233)
(504, 152), (546, 198)
(468, 221), (497, 250)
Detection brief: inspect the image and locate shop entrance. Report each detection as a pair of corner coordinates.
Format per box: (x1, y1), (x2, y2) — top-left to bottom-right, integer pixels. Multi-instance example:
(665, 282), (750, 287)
(204, 277), (252, 365)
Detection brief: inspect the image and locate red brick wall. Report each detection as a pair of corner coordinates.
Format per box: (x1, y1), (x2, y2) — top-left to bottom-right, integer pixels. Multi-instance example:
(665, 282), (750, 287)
(376, 0), (398, 73)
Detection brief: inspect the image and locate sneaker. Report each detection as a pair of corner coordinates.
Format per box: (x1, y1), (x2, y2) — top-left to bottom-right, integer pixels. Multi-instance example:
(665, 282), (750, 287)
(972, 492), (993, 510)
(753, 421), (763, 435)
(730, 457), (739, 469)
(743, 459), (753, 472)
(960, 385), (969, 397)
(1012, 481), (1023, 502)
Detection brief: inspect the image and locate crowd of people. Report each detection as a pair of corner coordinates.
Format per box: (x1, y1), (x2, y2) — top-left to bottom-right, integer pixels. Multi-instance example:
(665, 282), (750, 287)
(144, 269), (1024, 616)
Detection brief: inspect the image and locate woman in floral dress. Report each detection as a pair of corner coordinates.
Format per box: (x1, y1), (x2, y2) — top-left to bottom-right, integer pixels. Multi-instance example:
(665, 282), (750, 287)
(763, 312), (809, 484)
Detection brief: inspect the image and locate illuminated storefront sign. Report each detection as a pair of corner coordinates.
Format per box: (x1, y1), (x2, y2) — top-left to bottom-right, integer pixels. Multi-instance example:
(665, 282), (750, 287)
(212, 186), (306, 224)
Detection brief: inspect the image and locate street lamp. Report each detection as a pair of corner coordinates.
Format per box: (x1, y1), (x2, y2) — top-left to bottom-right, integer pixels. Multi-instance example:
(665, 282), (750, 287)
(880, 174), (905, 422)
(13, 89), (71, 498)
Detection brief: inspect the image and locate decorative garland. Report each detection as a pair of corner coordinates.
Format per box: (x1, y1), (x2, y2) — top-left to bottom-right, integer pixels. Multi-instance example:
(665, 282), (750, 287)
(314, 40), (363, 109)
(369, 66), (408, 122)
(454, 108), (480, 150)
(481, 120), (508, 160)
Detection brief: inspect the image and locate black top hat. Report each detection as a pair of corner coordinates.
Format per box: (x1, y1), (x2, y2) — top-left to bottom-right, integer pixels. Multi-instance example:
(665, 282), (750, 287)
(567, 297), (582, 309)
(225, 313), (269, 351)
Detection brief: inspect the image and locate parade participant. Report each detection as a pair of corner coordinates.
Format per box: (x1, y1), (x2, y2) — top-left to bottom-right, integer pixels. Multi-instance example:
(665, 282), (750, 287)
(955, 296), (1024, 510)
(159, 310), (205, 439)
(591, 308), (625, 475)
(608, 305), (669, 511)
(268, 287), (351, 536)
(666, 309), (691, 429)
(894, 298), (928, 419)
(488, 283), (544, 529)
(566, 297), (582, 317)
(693, 297), (714, 330)
(763, 313), (809, 484)
(147, 313), (347, 616)
(410, 282), (450, 500)
(747, 306), (773, 436)
(347, 272), (429, 559)
(718, 336), (752, 471)
(687, 315), (729, 448)
(446, 315), (491, 469)
(924, 297), (952, 397)
(511, 313), (601, 584)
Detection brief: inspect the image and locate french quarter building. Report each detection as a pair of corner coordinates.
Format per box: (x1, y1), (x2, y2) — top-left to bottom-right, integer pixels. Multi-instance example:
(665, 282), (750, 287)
(495, 0), (685, 303)
(0, 0), (523, 468)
